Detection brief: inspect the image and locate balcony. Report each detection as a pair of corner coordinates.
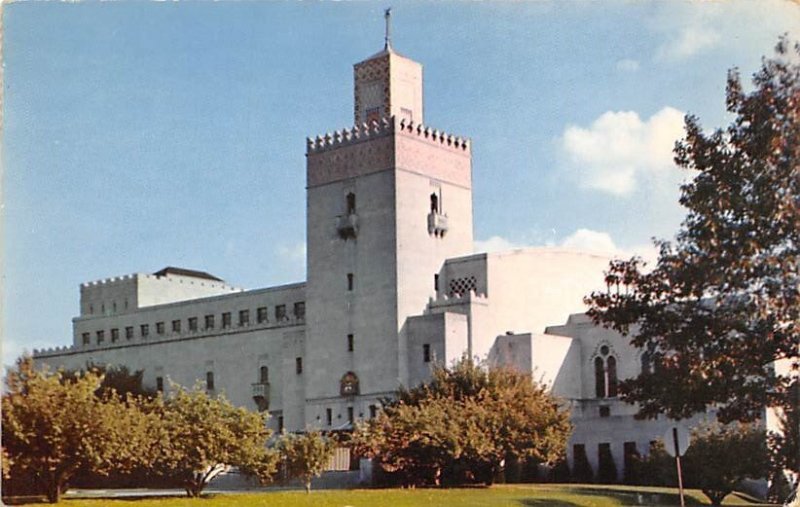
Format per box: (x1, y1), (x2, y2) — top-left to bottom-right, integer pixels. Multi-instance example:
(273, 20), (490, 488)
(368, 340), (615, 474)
(251, 382), (270, 411)
(427, 212), (448, 237)
(336, 213), (359, 240)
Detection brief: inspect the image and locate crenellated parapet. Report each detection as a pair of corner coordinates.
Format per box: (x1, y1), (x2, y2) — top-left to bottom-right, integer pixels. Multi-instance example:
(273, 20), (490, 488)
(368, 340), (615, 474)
(81, 273), (137, 288)
(306, 116), (470, 156)
(426, 289), (488, 312)
(33, 345), (74, 357)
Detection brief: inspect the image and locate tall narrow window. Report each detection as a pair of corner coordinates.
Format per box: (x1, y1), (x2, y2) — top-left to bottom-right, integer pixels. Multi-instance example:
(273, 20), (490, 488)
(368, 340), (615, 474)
(369, 404), (378, 418)
(111, 328), (119, 342)
(594, 357), (605, 398)
(96, 330), (105, 344)
(188, 317), (198, 332)
(239, 309), (250, 326)
(141, 324), (149, 338)
(206, 371), (215, 391)
(346, 192), (356, 214)
(257, 307), (268, 324)
(172, 320), (181, 333)
(156, 322), (165, 335)
(434, 274), (439, 292)
(326, 408), (333, 426)
(423, 344), (431, 363)
(430, 193), (439, 213)
(260, 366), (269, 384)
(607, 356), (618, 397)
(156, 376), (164, 392)
(82, 332), (90, 345)
(295, 357), (303, 375)
(125, 326), (134, 340)
(347, 334), (354, 352)
(347, 273), (354, 291)
(205, 314), (215, 330)
(222, 312), (231, 329)
(347, 406), (354, 425)
(278, 416), (284, 432)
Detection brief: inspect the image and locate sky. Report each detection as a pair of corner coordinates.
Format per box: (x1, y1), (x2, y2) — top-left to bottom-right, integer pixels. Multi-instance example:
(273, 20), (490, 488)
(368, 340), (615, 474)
(3, 1), (799, 366)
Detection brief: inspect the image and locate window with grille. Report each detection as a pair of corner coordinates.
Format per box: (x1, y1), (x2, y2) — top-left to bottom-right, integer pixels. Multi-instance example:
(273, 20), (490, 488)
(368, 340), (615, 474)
(448, 276), (477, 297)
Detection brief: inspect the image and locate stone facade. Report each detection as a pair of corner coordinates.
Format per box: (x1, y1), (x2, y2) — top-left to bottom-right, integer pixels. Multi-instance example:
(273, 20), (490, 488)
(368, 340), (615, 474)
(33, 43), (725, 479)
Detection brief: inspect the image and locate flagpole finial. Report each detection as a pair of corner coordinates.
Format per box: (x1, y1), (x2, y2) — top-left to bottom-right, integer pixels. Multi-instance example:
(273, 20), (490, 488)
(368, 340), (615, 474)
(384, 7), (392, 50)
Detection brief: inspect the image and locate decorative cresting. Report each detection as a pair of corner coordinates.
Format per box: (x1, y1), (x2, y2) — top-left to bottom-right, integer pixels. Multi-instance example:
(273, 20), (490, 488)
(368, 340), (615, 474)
(340, 371), (360, 397)
(306, 116), (470, 155)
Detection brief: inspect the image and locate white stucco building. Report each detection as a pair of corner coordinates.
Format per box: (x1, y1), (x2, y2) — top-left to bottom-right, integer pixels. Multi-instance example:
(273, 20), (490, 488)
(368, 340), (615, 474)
(33, 39), (711, 479)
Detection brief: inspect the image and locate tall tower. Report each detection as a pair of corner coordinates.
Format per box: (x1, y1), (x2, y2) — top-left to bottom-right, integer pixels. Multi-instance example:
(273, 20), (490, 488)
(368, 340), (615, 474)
(302, 26), (473, 429)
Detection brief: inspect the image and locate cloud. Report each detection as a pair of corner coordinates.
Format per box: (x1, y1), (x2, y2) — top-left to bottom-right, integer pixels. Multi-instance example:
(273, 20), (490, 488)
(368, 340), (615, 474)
(615, 59), (640, 72)
(656, 23), (721, 61)
(473, 236), (524, 253)
(474, 229), (659, 266)
(559, 106), (685, 195)
(277, 242), (307, 262)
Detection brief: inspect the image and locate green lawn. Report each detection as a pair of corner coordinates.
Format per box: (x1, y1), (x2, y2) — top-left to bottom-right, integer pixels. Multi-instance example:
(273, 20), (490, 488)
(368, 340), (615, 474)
(8, 484), (776, 507)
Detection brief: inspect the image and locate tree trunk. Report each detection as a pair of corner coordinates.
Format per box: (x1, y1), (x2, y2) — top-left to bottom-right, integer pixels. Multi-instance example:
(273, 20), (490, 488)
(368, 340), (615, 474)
(305, 478), (311, 493)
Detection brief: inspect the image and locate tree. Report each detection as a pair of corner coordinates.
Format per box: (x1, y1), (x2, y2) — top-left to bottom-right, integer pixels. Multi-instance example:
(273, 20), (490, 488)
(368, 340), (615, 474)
(144, 385), (278, 497)
(353, 357), (571, 486)
(585, 38), (800, 424)
(2, 357), (150, 503)
(644, 423), (768, 506)
(277, 429), (336, 493)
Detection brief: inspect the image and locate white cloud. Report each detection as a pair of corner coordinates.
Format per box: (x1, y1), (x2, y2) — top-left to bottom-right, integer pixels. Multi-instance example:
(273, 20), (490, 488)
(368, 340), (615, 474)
(277, 242), (307, 262)
(657, 23), (721, 61)
(474, 229), (658, 266)
(616, 59), (640, 72)
(559, 106), (685, 195)
(473, 236), (524, 253)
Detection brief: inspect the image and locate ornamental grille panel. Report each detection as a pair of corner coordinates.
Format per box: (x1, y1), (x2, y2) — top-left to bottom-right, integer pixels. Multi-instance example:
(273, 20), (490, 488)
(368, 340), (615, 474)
(448, 276), (477, 297)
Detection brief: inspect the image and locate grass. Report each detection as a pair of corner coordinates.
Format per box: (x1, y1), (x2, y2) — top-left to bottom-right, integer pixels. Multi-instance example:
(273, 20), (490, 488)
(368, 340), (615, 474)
(7, 484), (776, 507)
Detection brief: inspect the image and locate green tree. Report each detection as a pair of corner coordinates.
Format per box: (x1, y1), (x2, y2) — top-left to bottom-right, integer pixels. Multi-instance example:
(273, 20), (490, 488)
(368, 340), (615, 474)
(277, 429), (336, 493)
(353, 357), (571, 486)
(644, 423), (768, 506)
(144, 385), (277, 497)
(2, 357), (150, 503)
(585, 38), (800, 424)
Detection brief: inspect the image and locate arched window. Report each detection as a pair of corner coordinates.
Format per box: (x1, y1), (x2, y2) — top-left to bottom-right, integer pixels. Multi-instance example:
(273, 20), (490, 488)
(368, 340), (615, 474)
(594, 357), (605, 398)
(607, 356), (618, 397)
(346, 193), (356, 214)
(430, 193), (439, 214)
(594, 345), (618, 398)
(259, 366), (269, 384)
(340, 371), (360, 396)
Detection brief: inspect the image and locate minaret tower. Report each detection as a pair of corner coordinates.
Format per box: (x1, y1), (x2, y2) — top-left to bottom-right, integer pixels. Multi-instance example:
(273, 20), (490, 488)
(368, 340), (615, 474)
(301, 13), (473, 430)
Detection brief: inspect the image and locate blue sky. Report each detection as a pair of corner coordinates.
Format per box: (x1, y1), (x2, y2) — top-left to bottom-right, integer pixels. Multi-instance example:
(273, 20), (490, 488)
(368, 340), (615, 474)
(3, 1), (799, 365)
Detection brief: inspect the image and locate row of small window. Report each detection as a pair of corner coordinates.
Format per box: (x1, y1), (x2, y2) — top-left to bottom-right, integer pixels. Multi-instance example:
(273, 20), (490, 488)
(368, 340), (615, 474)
(81, 303), (306, 346)
(153, 371), (216, 393)
(320, 404), (379, 426)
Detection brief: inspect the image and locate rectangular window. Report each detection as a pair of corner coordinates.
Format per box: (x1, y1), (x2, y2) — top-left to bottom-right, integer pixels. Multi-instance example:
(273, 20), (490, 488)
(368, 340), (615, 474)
(369, 404), (377, 418)
(172, 320), (181, 333)
(434, 274), (439, 292)
(96, 330), (105, 343)
(156, 376), (164, 392)
(276, 305), (286, 321)
(295, 357), (303, 375)
(599, 405), (611, 418)
(111, 328), (119, 343)
(423, 344), (431, 363)
(188, 317), (198, 332)
(294, 302), (305, 320)
(125, 326), (134, 340)
(326, 408), (332, 426)
(347, 273), (354, 291)
(82, 332), (90, 345)
(206, 371), (215, 391)
(278, 416), (284, 432)
(257, 307), (268, 324)
(156, 322), (165, 335)
(222, 312), (231, 329)
(205, 314), (215, 330)
(347, 406), (354, 424)
(347, 334), (354, 352)
(141, 324), (149, 338)
(239, 309), (250, 326)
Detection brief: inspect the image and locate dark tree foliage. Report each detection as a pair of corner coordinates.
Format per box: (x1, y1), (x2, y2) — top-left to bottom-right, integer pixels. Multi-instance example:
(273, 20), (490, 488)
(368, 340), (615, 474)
(353, 357), (571, 487)
(586, 38), (800, 424)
